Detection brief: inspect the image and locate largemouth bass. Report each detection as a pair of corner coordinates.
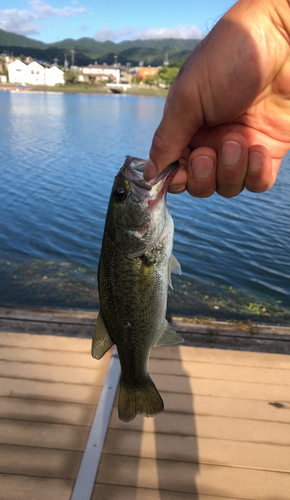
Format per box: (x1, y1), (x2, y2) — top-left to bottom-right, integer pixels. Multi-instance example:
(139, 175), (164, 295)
(92, 155), (183, 422)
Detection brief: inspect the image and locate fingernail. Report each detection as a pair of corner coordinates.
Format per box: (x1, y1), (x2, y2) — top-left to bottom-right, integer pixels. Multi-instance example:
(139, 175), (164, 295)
(248, 151), (263, 172)
(190, 155), (214, 179)
(169, 185), (185, 194)
(221, 141), (242, 165)
(144, 157), (158, 180)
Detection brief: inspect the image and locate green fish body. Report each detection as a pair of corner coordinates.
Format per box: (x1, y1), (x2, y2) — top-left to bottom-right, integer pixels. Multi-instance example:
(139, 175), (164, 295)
(92, 156), (183, 422)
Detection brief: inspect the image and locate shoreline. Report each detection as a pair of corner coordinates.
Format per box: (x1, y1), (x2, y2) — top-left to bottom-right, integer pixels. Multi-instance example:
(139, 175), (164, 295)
(0, 83), (169, 98)
(1, 305), (290, 354)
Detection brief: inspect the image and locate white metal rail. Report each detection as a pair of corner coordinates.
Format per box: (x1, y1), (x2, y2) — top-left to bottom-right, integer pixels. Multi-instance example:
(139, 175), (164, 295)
(70, 347), (121, 500)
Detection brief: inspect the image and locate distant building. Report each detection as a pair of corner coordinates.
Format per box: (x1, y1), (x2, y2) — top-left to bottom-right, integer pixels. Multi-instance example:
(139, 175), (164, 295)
(80, 64), (120, 84)
(25, 56), (34, 64)
(8, 59), (27, 83)
(25, 61), (45, 85)
(8, 60), (64, 86)
(138, 67), (158, 81)
(45, 66), (64, 86)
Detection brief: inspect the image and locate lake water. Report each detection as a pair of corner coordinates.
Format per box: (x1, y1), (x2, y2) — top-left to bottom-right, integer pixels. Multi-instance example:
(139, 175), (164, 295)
(0, 91), (289, 323)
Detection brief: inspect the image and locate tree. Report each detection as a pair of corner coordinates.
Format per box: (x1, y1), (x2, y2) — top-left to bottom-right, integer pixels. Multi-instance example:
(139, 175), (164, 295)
(64, 70), (78, 85)
(144, 75), (157, 86)
(131, 74), (142, 84)
(158, 66), (179, 87)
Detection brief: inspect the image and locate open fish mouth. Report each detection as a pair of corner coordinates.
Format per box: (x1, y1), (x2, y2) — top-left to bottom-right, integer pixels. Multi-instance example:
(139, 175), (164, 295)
(122, 155), (179, 202)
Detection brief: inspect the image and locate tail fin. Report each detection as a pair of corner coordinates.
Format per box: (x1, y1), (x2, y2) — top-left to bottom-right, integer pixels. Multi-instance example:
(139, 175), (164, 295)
(118, 374), (164, 422)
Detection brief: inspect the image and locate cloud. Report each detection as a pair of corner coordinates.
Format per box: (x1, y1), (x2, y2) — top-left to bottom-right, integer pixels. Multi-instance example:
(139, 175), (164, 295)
(94, 27), (136, 42)
(133, 25), (203, 40)
(29, 0), (87, 19)
(94, 24), (203, 43)
(0, 9), (41, 36)
(0, 1), (87, 36)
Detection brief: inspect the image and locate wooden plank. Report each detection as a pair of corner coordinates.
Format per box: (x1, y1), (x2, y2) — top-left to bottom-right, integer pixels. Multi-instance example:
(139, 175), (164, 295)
(0, 345), (102, 369)
(108, 409), (290, 446)
(0, 306), (98, 323)
(92, 483), (239, 500)
(0, 331), (93, 352)
(0, 419), (89, 451)
(172, 319), (290, 340)
(0, 319), (94, 338)
(180, 332), (290, 354)
(0, 377), (102, 404)
(151, 345), (290, 369)
(0, 473), (73, 500)
(96, 454), (290, 499)
(103, 428), (290, 472)
(0, 444), (81, 479)
(113, 390), (290, 423)
(1, 333), (289, 365)
(0, 396), (95, 425)
(161, 392), (290, 423)
(148, 358), (290, 385)
(152, 373), (290, 401)
(0, 360), (108, 385)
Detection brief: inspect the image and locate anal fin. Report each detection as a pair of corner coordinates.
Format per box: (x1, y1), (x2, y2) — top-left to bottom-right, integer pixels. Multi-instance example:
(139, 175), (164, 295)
(92, 311), (114, 359)
(155, 320), (184, 347)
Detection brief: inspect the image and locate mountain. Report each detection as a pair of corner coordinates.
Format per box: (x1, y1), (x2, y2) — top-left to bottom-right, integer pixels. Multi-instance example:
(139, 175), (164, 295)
(0, 29), (46, 49)
(0, 29), (200, 66)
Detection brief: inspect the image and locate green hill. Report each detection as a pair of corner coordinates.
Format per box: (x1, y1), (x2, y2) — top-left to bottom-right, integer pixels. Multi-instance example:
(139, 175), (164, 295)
(0, 29), (45, 49)
(0, 28), (201, 66)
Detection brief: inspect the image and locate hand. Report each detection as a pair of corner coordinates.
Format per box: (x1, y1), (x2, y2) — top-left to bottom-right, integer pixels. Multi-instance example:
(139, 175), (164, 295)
(145, 0), (290, 198)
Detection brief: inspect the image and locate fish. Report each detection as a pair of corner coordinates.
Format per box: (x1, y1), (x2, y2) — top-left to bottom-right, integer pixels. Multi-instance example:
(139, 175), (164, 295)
(92, 155), (183, 422)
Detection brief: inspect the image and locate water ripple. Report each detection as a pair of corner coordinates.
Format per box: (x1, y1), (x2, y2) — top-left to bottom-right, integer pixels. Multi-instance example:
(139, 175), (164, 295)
(1, 91), (290, 307)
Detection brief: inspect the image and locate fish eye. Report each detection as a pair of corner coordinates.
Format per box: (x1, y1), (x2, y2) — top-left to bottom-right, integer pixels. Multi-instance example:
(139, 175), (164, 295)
(113, 186), (127, 201)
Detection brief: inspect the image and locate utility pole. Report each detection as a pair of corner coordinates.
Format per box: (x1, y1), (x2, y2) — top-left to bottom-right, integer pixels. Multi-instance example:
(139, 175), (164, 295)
(70, 49), (75, 67)
(64, 53), (68, 71)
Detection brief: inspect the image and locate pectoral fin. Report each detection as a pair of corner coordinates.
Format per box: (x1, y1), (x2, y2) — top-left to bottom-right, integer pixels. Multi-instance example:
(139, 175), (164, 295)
(168, 254), (182, 289)
(155, 320), (184, 347)
(92, 311), (114, 359)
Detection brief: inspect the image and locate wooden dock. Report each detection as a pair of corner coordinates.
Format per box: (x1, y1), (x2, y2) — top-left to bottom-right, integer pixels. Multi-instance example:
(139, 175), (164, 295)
(0, 308), (290, 499)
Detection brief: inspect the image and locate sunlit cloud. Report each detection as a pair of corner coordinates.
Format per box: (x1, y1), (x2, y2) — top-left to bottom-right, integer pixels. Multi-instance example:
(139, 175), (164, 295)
(94, 24), (203, 42)
(0, 1), (87, 36)
(133, 25), (203, 40)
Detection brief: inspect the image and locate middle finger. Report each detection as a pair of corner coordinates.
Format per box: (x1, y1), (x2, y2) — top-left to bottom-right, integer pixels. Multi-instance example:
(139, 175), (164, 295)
(216, 133), (248, 198)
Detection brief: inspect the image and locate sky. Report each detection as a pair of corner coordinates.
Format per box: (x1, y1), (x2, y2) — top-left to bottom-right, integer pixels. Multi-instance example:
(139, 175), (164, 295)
(0, 0), (237, 44)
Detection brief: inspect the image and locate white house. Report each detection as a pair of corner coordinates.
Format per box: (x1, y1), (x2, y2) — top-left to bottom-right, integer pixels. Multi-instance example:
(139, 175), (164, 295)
(8, 59), (27, 83)
(80, 64), (120, 84)
(8, 59), (64, 86)
(26, 61), (45, 85)
(45, 65), (64, 86)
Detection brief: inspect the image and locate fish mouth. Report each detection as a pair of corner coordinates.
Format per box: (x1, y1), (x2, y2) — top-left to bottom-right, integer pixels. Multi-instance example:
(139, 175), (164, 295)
(122, 155), (179, 202)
